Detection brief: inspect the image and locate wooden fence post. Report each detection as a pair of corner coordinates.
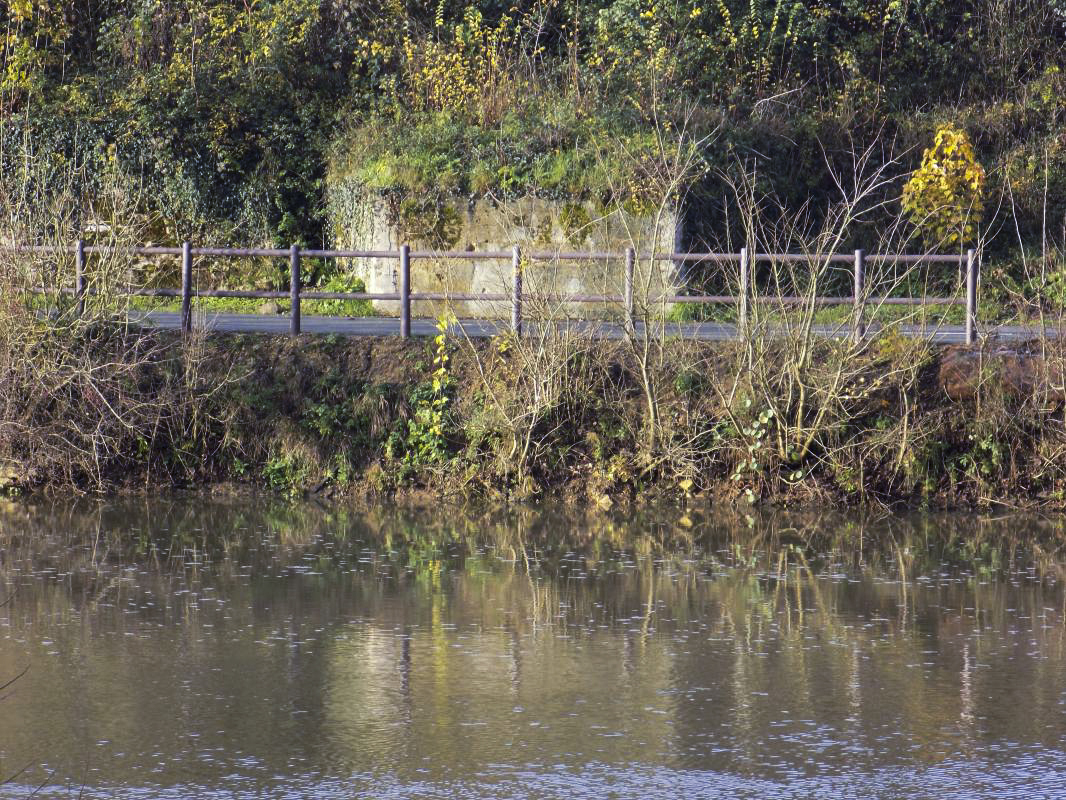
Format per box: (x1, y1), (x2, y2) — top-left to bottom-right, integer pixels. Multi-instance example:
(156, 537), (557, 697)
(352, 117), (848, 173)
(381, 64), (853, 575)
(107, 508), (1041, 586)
(290, 244), (301, 337)
(853, 248), (866, 343)
(738, 247), (750, 335)
(511, 245), (522, 335)
(400, 244), (411, 339)
(181, 241), (192, 333)
(966, 248), (978, 345)
(624, 247), (635, 331)
(75, 238), (86, 317)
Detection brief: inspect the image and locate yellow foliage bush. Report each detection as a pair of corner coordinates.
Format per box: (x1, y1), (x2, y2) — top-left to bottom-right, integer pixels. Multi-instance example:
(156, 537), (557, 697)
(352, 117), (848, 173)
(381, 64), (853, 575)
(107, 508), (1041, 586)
(402, 7), (519, 124)
(1, 0), (70, 101)
(902, 124), (986, 247)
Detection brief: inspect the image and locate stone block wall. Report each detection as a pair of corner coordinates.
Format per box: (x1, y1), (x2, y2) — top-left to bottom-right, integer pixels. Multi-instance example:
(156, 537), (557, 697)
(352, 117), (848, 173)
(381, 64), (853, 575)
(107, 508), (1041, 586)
(327, 182), (683, 318)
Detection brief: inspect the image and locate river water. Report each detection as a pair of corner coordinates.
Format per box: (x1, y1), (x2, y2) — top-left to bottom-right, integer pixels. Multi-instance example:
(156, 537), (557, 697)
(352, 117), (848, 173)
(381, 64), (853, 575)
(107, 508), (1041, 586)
(0, 499), (1064, 799)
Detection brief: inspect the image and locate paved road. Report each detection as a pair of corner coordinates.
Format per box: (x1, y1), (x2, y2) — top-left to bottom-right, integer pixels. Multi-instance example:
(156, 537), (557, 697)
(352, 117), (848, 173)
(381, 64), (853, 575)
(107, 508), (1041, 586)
(132, 311), (1060, 344)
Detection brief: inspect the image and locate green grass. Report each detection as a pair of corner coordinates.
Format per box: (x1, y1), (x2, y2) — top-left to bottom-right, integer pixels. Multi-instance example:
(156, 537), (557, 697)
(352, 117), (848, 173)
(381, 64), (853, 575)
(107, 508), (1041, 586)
(129, 274), (376, 317)
(131, 296), (377, 317)
(329, 102), (666, 202)
(666, 300), (970, 327)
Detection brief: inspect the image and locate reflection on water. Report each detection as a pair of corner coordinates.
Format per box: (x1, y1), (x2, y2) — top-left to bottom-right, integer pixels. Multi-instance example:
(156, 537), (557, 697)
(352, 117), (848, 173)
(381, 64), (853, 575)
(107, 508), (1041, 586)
(0, 499), (1065, 799)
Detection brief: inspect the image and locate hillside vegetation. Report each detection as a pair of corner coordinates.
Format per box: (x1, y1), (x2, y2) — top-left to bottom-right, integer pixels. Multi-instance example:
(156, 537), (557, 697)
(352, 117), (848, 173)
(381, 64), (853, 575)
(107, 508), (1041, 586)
(2, 3), (1063, 255)
(5, 2), (1066, 506)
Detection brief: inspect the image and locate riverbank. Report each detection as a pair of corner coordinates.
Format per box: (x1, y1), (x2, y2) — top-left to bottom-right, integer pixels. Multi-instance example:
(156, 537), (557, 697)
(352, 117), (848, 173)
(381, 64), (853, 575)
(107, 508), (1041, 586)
(1, 325), (1064, 509)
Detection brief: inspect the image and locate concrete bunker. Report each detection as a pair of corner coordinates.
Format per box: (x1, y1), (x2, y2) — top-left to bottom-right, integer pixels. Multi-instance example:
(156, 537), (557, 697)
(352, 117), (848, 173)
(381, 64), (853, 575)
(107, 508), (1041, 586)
(327, 181), (684, 318)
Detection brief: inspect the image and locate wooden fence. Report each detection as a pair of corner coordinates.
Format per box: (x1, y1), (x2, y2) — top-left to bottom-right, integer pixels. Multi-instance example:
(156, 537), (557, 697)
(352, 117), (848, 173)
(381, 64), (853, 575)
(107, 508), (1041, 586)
(9, 242), (980, 344)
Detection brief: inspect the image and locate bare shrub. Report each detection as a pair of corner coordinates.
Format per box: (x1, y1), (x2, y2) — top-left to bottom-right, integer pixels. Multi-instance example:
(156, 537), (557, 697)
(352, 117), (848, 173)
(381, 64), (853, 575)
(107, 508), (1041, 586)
(702, 149), (950, 500)
(458, 289), (621, 491)
(0, 135), (230, 491)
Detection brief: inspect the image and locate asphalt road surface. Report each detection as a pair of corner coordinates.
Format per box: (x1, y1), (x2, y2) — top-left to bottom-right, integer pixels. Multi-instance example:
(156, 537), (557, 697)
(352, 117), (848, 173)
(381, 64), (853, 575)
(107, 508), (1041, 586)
(131, 311), (1059, 344)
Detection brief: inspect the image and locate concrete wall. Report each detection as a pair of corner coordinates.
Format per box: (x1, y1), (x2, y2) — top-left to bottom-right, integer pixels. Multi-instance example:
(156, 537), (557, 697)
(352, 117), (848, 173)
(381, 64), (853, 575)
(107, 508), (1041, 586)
(327, 181), (683, 318)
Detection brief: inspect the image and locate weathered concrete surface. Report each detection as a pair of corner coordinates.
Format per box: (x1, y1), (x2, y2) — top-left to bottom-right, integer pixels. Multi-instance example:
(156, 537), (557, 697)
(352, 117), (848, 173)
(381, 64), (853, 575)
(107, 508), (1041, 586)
(328, 186), (682, 318)
(938, 345), (1066, 404)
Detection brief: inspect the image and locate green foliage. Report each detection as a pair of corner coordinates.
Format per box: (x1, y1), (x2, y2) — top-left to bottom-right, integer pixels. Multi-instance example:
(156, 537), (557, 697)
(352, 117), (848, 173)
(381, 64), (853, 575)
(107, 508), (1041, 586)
(667, 301), (736, 323)
(330, 102), (678, 204)
(589, 0), (716, 103)
(387, 315), (457, 468)
(559, 203), (592, 242)
(1, 0), (70, 103)
(1, 0), (1064, 289)
(1045, 265), (1066, 310)
(400, 6), (519, 124)
(302, 273), (374, 317)
(263, 451), (313, 496)
(3, 0), (372, 246)
(673, 366), (709, 398)
(729, 402), (776, 485)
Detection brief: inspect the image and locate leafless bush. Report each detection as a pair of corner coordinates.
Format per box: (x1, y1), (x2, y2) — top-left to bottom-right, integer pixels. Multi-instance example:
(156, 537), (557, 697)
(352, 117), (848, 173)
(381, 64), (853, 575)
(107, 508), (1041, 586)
(458, 285), (618, 490)
(0, 137), (229, 491)
(605, 107), (714, 457)
(700, 150), (948, 499)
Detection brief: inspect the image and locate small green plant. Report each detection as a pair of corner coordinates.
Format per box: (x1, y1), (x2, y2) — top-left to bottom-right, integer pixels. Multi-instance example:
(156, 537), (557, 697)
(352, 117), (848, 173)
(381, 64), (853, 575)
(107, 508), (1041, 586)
(303, 273), (374, 317)
(263, 452), (312, 496)
(956, 431), (1007, 484)
(673, 366), (709, 398)
(559, 203), (592, 243)
(730, 402), (775, 485)
(389, 313), (457, 467)
(1044, 266), (1066, 310)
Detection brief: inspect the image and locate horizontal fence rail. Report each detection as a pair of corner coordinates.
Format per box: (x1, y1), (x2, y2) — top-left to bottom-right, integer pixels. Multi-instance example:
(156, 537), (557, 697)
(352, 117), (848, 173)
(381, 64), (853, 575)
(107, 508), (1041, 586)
(7, 242), (980, 344)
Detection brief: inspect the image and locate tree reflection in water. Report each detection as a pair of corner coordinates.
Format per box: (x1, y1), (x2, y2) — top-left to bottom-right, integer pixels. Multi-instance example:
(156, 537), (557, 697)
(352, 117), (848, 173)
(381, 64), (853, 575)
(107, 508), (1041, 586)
(0, 499), (1064, 798)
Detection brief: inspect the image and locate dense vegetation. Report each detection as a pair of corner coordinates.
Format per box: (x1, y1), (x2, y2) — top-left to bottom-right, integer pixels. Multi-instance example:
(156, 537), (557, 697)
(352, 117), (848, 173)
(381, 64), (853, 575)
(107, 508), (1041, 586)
(2, 2), (1064, 270)
(1, 318), (1064, 510)
(2, 1), (1066, 506)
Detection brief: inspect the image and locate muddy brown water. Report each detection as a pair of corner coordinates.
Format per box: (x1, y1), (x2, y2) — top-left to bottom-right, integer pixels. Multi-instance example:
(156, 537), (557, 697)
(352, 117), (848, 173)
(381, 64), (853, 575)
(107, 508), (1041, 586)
(0, 499), (1064, 799)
